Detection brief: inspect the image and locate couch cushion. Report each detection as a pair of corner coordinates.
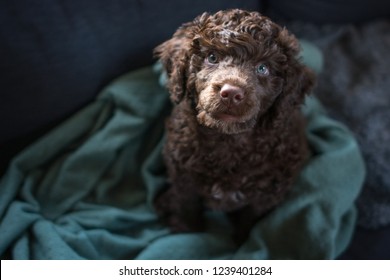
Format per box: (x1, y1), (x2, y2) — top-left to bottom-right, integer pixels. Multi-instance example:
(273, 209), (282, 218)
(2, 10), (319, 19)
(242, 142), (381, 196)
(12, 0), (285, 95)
(267, 0), (390, 23)
(0, 0), (261, 171)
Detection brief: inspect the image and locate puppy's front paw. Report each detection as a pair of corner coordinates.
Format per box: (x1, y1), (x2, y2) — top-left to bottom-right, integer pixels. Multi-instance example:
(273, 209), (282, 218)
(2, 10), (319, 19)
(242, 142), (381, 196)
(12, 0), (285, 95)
(167, 215), (205, 233)
(154, 190), (172, 219)
(154, 189), (205, 233)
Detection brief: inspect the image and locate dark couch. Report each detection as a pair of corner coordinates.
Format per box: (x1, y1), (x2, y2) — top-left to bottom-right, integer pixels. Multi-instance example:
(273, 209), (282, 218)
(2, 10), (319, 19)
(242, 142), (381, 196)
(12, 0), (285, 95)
(1, 0), (389, 259)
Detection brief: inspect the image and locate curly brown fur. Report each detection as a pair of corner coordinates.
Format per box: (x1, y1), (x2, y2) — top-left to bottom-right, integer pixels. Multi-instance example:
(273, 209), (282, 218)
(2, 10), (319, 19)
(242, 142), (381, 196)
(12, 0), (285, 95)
(154, 9), (315, 243)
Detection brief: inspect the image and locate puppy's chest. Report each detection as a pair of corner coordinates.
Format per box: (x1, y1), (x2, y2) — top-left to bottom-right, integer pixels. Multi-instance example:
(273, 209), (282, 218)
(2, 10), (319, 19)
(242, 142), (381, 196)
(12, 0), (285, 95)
(201, 140), (249, 167)
(186, 135), (270, 210)
(185, 134), (266, 177)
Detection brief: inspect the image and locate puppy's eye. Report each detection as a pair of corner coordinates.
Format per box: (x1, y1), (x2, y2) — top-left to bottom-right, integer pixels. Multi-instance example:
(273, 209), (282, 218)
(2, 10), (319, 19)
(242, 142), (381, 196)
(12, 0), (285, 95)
(256, 64), (269, 76)
(207, 53), (219, 64)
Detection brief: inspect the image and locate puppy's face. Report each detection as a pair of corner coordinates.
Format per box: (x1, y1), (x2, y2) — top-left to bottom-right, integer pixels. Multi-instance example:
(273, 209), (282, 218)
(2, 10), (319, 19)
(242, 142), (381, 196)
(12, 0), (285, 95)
(193, 49), (283, 134)
(155, 10), (315, 134)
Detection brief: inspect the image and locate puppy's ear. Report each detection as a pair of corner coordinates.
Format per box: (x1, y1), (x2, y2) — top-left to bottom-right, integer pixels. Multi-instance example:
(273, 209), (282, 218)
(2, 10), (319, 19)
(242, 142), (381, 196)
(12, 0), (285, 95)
(272, 62), (315, 123)
(277, 29), (316, 104)
(294, 64), (316, 102)
(154, 25), (194, 104)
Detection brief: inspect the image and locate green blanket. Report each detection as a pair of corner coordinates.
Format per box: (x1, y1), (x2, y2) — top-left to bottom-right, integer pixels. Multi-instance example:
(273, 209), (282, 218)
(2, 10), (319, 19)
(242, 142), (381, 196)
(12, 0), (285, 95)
(0, 55), (365, 259)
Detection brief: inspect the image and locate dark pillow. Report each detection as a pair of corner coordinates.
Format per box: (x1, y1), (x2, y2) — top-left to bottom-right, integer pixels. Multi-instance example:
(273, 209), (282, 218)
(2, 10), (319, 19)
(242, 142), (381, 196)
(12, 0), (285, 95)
(0, 0), (261, 171)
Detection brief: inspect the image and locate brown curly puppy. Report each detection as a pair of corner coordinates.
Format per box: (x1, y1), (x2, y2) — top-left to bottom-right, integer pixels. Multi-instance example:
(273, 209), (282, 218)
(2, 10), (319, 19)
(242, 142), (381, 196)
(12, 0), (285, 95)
(154, 9), (315, 242)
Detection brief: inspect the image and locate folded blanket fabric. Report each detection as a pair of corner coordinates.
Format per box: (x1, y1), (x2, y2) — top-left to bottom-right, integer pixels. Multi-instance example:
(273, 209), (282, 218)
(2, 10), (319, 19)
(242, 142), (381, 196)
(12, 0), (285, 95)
(0, 55), (365, 259)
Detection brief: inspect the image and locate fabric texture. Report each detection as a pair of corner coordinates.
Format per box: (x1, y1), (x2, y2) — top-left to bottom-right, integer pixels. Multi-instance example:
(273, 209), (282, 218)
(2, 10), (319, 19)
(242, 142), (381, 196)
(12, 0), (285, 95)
(0, 45), (365, 259)
(287, 20), (390, 230)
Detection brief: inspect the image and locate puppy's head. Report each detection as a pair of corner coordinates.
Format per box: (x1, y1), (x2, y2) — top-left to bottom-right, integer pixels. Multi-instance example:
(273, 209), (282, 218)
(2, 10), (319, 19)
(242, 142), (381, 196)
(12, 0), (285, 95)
(155, 9), (315, 134)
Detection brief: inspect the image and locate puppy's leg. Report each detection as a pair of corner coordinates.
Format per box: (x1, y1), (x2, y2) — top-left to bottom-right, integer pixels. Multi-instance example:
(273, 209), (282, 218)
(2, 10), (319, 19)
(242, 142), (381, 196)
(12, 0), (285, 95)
(228, 203), (273, 245)
(154, 178), (205, 233)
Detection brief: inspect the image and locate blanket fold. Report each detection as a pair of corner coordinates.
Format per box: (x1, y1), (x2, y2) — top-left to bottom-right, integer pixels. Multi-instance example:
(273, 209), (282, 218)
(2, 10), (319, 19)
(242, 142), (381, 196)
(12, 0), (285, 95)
(0, 56), (365, 259)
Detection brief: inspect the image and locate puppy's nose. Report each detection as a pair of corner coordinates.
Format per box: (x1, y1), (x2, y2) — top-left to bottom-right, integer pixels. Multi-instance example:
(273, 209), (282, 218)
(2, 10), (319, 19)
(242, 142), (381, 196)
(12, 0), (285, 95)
(220, 84), (245, 104)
